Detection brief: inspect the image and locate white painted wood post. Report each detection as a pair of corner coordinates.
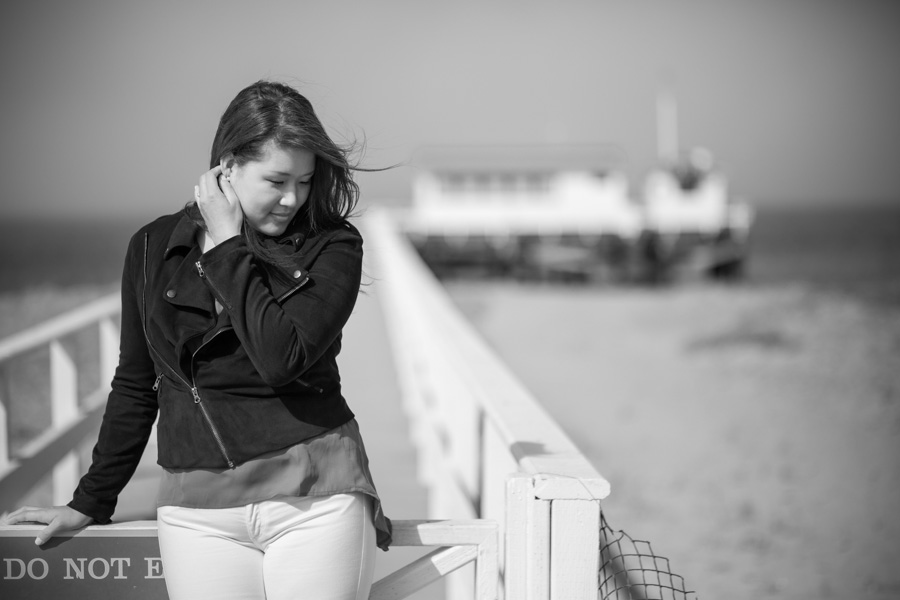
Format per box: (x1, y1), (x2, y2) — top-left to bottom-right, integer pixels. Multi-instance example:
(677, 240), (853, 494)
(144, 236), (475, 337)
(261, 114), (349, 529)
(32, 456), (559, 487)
(504, 475), (552, 600)
(527, 496), (551, 599)
(90, 317), (120, 472)
(504, 475), (531, 600)
(475, 522), (499, 600)
(0, 363), (10, 470)
(549, 499), (600, 599)
(98, 317), (119, 388)
(50, 340), (79, 506)
(446, 562), (475, 600)
(0, 389), (8, 470)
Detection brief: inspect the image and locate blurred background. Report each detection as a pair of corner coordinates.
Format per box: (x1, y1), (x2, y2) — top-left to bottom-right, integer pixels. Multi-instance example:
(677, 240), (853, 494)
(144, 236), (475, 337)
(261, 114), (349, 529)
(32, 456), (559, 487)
(1, 1), (899, 599)
(2, 1), (899, 221)
(1, 0), (898, 288)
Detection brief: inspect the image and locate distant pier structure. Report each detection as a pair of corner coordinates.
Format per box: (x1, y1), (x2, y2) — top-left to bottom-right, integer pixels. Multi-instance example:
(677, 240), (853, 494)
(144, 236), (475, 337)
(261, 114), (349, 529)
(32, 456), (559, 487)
(401, 144), (754, 283)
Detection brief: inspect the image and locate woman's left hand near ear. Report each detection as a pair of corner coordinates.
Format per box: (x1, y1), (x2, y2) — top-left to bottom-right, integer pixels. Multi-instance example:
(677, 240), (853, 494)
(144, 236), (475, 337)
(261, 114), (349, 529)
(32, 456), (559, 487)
(196, 165), (243, 246)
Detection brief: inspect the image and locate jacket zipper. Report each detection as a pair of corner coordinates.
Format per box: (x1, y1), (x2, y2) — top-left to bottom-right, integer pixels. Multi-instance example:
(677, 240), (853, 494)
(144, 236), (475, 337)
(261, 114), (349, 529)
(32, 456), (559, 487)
(276, 274), (310, 303)
(197, 259), (310, 304)
(196, 260), (230, 310)
(298, 379), (323, 394)
(142, 233), (235, 468)
(188, 326), (234, 467)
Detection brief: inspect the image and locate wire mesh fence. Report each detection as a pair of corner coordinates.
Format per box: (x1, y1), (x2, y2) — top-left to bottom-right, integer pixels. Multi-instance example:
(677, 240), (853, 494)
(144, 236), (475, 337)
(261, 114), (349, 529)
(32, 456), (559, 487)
(599, 513), (698, 600)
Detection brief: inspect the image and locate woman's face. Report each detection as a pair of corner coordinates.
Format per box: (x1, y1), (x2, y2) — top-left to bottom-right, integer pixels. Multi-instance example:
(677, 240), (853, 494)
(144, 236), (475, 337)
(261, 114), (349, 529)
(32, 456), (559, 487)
(227, 141), (316, 236)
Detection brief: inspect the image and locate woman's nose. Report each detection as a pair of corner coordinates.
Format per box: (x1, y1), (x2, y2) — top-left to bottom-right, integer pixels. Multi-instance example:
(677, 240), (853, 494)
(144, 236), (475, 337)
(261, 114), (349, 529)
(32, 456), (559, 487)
(281, 190), (297, 207)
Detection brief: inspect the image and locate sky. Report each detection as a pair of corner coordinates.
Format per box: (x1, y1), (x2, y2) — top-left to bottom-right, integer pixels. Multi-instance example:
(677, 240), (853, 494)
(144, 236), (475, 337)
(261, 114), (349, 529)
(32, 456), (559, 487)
(1, 0), (898, 221)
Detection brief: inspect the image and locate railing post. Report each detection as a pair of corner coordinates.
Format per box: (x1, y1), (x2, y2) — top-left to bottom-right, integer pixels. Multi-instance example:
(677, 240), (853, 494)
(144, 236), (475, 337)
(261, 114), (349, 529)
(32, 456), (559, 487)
(505, 475), (530, 600)
(549, 499), (600, 599)
(0, 377), (8, 470)
(50, 340), (79, 506)
(475, 522), (498, 600)
(504, 475), (552, 600)
(99, 317), (119, 388)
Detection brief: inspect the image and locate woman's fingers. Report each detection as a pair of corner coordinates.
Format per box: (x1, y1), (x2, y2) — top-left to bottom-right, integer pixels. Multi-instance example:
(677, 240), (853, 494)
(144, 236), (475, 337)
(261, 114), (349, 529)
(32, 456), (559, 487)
(218, 172), (240, 204)
(1, 506), (93, 545)
(1, 506), (49, 525)
(196, 165), (242, 245)
(3, 507), (56, 546)
(36, 508), (92, 545)
(36, 516), (65, 546)
(197, 166), (224, 202)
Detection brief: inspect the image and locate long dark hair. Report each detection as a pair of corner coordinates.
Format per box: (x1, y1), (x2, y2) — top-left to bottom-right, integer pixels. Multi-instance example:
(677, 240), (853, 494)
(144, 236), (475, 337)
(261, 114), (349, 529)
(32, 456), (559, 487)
(187, 80), (361, 265)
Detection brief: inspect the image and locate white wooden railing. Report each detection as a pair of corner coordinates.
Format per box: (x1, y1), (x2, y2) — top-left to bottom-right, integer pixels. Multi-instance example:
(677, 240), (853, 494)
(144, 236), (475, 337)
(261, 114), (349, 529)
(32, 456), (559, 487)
(1, 519), (497, 600)
(0, 208), (611, 599)
(0, 294), (120, 509)
(0, 290), (498, 599)
(366, 208), (610, 599)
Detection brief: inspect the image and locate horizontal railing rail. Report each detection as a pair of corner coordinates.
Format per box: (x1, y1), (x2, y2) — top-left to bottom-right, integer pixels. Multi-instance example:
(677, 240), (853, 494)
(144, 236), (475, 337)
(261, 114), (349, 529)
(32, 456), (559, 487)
(0, 295), (120, 363)
(370, 520), (498, 600)
(0, 519), (498, 600)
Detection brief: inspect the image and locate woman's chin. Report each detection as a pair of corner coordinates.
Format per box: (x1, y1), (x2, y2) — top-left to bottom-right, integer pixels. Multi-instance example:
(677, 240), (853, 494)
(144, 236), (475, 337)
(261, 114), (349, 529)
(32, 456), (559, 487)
(252, 219), (291, 237)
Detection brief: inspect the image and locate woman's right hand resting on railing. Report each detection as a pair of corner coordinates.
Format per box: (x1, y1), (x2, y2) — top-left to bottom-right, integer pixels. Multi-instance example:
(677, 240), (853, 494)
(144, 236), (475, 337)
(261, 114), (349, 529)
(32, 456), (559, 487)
(1, 505), (93, 546)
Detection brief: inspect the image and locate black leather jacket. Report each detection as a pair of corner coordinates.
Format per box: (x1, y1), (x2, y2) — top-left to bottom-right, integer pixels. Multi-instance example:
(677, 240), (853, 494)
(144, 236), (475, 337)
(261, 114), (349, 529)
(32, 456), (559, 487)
(69, 211), (362, 523)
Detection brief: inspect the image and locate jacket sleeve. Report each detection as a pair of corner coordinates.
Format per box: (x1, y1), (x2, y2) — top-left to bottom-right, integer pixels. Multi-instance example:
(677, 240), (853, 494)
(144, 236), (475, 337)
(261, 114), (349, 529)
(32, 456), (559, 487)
(68, 232), (160, 523)
(197, 225), (363, 387)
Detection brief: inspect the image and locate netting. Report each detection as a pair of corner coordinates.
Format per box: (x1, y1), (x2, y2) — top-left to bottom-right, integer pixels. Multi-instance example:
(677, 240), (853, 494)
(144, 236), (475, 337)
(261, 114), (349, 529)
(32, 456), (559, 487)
(598, 513), (697, 600)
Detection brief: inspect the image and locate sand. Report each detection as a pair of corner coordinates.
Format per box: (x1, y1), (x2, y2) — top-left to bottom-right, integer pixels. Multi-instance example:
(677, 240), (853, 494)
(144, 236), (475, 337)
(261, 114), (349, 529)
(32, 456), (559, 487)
(445, 280), (900, 600)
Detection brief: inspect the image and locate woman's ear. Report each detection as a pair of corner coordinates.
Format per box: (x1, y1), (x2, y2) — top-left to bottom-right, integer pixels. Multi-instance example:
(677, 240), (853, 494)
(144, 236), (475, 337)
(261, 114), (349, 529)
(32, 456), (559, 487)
(220, 155), (238, 180)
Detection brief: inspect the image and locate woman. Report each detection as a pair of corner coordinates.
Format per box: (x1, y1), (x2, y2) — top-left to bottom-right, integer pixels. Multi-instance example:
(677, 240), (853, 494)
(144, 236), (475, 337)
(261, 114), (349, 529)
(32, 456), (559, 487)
(2, 80), (391, 599)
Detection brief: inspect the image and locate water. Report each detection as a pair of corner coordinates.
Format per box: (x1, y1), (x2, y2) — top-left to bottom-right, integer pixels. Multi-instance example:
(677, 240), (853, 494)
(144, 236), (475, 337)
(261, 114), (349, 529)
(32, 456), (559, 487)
(743, 204), (900, 297)
(0, 216), (145, 292)
(1, 205), (898, 297)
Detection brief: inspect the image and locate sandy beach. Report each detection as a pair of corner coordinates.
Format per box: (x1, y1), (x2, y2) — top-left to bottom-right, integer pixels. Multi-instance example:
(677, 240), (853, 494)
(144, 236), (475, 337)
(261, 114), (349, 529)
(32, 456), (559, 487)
(445, 279), (900, 599)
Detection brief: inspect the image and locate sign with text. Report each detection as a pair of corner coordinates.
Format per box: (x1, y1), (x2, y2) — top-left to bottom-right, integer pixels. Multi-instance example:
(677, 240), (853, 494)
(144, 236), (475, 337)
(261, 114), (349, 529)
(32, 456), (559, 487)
(0, 522), (167, 599)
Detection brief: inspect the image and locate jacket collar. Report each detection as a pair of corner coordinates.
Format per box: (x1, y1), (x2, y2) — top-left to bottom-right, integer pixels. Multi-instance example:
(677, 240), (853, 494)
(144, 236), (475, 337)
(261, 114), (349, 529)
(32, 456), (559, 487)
(164, 212), (201, 259)
(162, 211), (310, 305)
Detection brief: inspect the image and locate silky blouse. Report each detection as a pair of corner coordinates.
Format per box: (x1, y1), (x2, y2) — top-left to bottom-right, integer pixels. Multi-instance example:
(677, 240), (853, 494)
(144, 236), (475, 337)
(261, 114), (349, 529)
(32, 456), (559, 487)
(156, 418), (392, 551)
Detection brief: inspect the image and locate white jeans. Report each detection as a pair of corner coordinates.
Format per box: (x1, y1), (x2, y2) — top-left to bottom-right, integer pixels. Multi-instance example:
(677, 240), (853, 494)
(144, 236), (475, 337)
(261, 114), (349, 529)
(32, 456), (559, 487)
(157, 493), (376, 600)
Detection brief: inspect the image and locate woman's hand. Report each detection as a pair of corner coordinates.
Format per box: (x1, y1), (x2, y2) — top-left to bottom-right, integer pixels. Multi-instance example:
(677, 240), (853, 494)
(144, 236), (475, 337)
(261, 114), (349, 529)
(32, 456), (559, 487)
(195, 165), (243, 247)
(1, 505), (93, 546)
